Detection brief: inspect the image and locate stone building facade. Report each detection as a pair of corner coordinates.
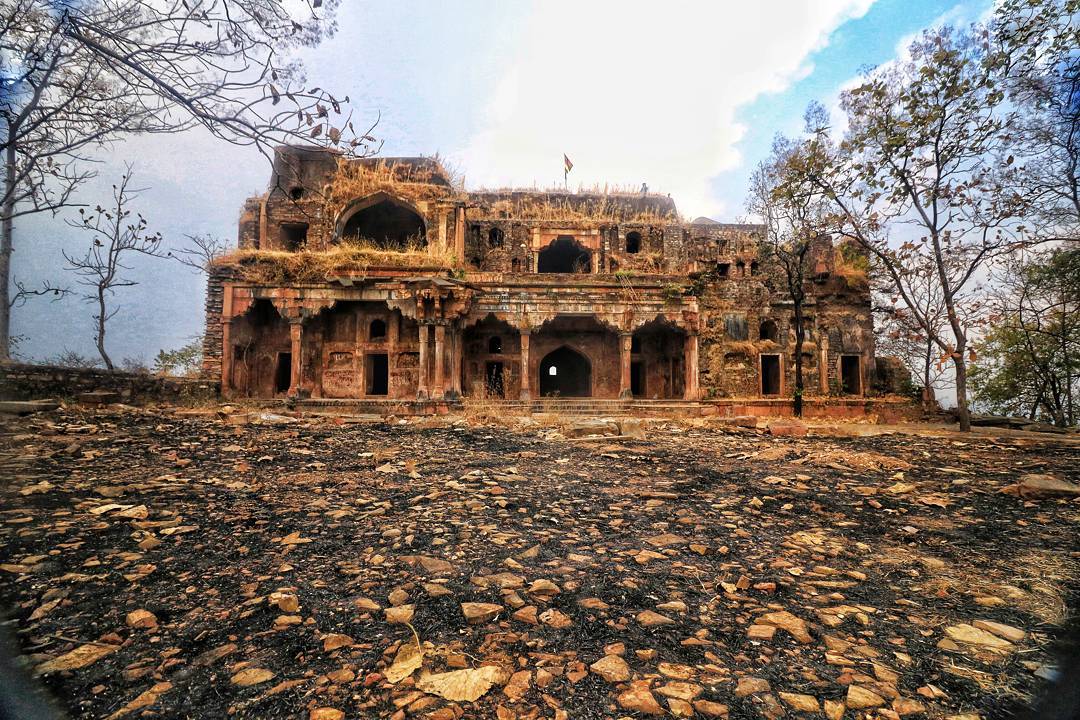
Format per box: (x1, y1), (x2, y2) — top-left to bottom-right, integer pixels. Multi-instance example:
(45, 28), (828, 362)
(204, 147), (893, 405)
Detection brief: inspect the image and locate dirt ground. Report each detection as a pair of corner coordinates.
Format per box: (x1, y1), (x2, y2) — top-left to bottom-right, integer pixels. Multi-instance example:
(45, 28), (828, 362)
(0, 406), (1078, 720)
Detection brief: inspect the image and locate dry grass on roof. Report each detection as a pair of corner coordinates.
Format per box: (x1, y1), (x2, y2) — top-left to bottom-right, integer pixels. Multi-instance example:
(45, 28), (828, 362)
(321, 158), (464, 216)
(212, 241), (454, 284)
(471, 195), (680, 226)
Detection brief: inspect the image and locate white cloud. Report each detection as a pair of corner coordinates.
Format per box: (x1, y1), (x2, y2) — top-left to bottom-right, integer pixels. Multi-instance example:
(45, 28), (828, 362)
(455, 0), (875, 218)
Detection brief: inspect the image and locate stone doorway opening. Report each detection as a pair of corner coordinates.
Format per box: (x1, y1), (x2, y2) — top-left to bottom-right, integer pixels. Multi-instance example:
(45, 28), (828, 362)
(485, 361), (505, 397)
(538, 236), (591, 273)
(761, 354), (781, 395)
(366, 353), (389, 395)
(274, 353), (292, 394)
(632, 318), (687, 399)
(841, 355), (861, 395)
(631, 361), (644, 397)
(539, 346), (591, 397)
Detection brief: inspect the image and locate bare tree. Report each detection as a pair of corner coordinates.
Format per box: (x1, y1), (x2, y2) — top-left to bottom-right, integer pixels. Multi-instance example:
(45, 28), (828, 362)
(747, 126), (832, 417)
(63, 168), (165, 370)
(168, 233), (231, 273)
(8, 279), (72, 309)
(873, 265), (951, 410)
(994, 0), (1080, 242)
(1, 0), (380, 360)
(794, 27), (1027, 431)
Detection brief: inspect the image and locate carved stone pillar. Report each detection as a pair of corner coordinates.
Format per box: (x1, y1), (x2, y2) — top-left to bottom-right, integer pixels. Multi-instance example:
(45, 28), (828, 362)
(684, 332), (700, 400)
(433, 323), (446, 399)
(288, 320), (303, 397)
(819, 332), (830, 394)
(417, 323), (430, 400)
(221, 319), (233, 397)
(450, 326), (463, 397)
(619, 332), (633, 399)
(519, 329), (532, 400)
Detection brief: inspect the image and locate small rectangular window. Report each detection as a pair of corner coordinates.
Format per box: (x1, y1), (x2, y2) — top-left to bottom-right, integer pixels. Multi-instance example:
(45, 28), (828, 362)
(280, 223), (309, 250)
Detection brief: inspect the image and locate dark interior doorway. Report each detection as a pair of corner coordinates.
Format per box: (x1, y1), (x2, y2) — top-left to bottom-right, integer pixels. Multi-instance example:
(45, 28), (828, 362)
(539, 346), (591, 396)
(366, 353), (389, 395)
(538, 236), (591, 273)
(485, 361), (505, 398)
(631, 361), (644, 397)
(341, 196), (425, 250)
(761, 354), (780, 395)
(841, 355), (861, 395)
(274, 353), (292, 394)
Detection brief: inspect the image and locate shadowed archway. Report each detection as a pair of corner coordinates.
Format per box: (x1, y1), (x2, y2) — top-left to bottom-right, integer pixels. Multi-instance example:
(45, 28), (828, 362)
(339, 193), (426, 250)
(539, 346), (591, 397)
(538, 236), (591, 273)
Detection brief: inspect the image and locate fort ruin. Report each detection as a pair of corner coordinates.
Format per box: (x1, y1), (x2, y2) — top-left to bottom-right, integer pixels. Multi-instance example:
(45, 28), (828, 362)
(204, 147), (907, 412)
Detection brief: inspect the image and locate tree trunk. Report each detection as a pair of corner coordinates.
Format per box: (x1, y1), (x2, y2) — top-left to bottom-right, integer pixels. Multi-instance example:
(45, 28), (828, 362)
(922, 338), (934, 411)
(1, 143), (15, 362)
(793, 297), (805, 417)
(953, 351), (971, 432)
(96, 285), (113, 370)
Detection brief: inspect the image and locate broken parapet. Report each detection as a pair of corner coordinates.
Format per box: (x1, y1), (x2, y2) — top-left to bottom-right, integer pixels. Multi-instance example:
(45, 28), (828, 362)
(0, 362), (218, 405)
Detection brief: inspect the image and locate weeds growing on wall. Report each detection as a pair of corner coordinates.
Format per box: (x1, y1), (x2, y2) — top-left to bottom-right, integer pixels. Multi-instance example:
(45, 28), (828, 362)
(212, 239), (455, 284)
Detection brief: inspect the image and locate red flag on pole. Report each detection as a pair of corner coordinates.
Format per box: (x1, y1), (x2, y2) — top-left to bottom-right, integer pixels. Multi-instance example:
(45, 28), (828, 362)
(563, 154), (574, 174)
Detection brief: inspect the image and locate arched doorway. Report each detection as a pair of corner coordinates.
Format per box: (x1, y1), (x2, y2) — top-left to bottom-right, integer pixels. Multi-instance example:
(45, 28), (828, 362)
(539, 346), (591, 397)
(340, 193), (426, 250)
(538, 236), (591, 273)
(229, 299), (291, 398)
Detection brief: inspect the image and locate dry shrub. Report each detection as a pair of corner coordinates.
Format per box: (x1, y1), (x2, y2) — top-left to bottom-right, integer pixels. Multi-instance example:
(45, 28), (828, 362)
(793, 448), (913, 472)
(470, 193), (679, 225)
(833, 245), (869, 288)
(212, 240), (454, 284)
(722, 341), (761, 358)
(879, 545), (1072, 626)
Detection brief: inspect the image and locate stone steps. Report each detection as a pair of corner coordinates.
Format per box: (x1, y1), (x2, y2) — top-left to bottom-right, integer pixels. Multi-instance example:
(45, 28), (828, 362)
(293, 397), (705, 417)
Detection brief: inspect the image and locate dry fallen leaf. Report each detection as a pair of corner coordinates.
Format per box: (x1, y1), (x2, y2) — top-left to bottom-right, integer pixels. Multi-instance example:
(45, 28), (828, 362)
(230, 667), (275, 686)
(417, 665), (503, 702)
(37, 642), (119, 673)
(384, 640), (423, 683)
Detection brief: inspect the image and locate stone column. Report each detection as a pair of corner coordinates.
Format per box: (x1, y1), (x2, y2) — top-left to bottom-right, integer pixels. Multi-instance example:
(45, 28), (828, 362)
(417, 323), (430, 400)
(684, 332), (700, 400)
(819, 332), (830, 394)
(288, 320), (303, 397)
(450, 326), (463, 397)
(519, 329), (532, 400)
(433, 323), (446, 399)
(619, 332), (633, 399)
(220, 319), (233, 396)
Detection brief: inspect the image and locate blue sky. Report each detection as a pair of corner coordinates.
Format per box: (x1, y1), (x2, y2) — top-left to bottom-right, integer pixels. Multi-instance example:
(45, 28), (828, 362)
(13, 0), (993, 364)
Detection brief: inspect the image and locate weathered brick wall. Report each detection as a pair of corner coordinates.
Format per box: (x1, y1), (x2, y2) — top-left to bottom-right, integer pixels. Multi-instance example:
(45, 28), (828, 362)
(693, 234), (877, 399)
(0, 363), (218, 403)
(202, 268), (228, 378)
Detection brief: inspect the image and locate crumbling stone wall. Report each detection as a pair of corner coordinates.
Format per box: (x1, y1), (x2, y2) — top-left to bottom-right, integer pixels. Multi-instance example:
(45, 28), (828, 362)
(0, 363), (217, 403)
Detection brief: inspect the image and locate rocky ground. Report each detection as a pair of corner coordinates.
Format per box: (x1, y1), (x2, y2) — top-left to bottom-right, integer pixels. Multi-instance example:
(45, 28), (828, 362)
(0, 406), (1078, 720)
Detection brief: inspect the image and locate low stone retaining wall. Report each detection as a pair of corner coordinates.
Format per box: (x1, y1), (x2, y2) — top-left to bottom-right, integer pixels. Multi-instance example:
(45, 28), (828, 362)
(0, 362), (218, 404)
(704, 397), (924, 423)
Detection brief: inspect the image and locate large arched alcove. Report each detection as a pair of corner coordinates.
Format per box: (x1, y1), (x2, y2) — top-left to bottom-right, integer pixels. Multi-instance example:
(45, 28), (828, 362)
(463, 315), (520, 398)
(632, 317), (687, 399)
(229, 299), (291, 398)
(538, 236), (591, 273)
(339, 193), (426, 250)
(539, 346), (591, 397)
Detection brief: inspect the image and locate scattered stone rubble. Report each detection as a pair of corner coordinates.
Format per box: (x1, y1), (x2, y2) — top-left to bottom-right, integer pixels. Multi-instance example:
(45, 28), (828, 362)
(0, 405), (1076, 719)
